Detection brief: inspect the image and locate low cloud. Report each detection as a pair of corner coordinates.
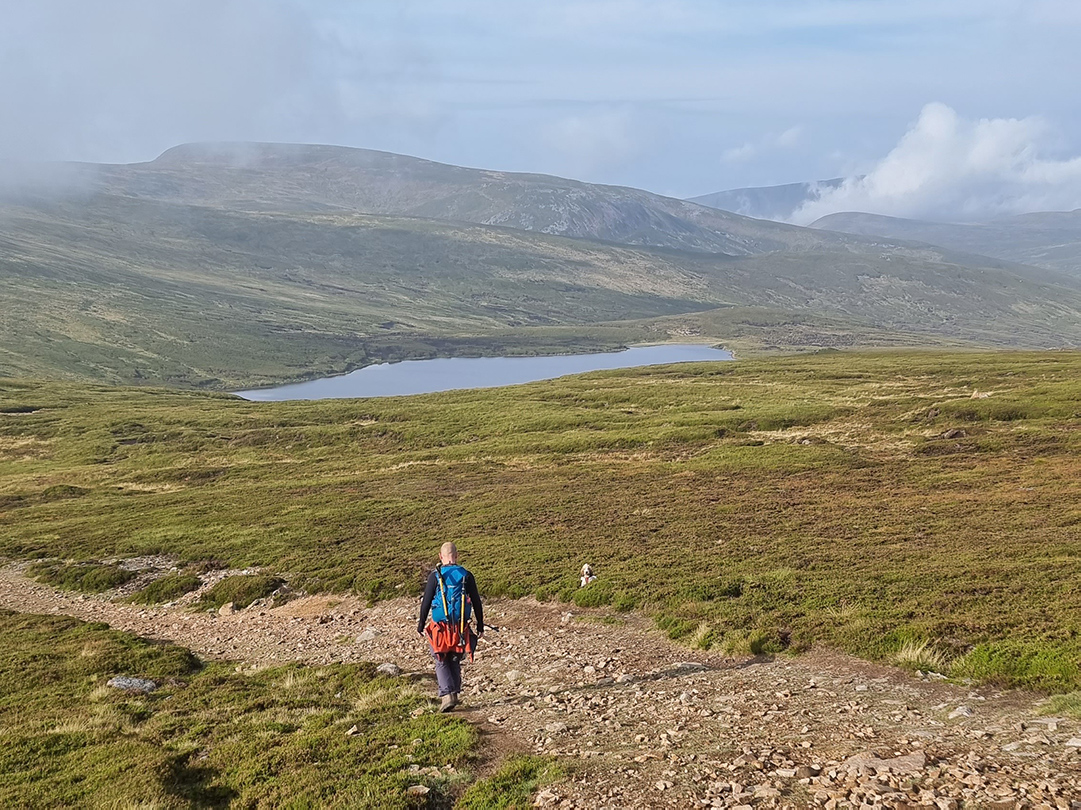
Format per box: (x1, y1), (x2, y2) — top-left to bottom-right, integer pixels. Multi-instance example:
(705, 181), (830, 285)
(541, 108), (644, 179)
(722, 125), (803, 164)
(721, 143), (757, 163)
(792, 103), (1081, 224)
(0, 0), (439, 169)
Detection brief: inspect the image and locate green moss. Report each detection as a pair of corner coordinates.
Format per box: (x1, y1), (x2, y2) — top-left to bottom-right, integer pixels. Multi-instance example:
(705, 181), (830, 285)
(129, 573), (203, 605)
(951, 641), (1081, 692)
(0, 611), (477, 809)
(456, 756), (564, 810)
(1041, 692), (1081, 719)
(26, 561), (136, 593)
(571, 582), (613, 608)
(656, 615), (697, 641)
(195, 575), (284, 610)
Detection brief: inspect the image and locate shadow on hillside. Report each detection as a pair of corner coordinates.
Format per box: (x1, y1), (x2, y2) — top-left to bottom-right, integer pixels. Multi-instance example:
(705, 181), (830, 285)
(163, 753), (236, 808)
(477, 654), (774, 708)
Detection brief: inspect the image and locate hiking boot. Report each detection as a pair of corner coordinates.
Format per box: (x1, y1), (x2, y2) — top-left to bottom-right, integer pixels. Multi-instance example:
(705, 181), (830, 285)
(440, 694), (456, 713)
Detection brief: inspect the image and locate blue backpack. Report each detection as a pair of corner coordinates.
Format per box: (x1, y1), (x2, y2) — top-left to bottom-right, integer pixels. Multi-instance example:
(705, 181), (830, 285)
(431, 565), (473, 628)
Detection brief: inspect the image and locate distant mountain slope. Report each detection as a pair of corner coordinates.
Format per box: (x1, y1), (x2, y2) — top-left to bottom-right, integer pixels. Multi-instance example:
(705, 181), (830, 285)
(687, 179), (844, 222)
(64, 143), (872, 257)
(62, 142), (1081, 284)
(4, 188), (1081, 388)
(812, 211), (1081, 278)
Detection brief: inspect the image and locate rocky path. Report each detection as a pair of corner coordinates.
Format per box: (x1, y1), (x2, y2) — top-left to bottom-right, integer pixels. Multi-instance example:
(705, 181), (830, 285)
(2, 565), (1080, 809)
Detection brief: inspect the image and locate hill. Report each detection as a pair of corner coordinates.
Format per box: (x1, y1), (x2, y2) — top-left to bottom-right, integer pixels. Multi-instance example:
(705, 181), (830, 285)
(5, 187), (1081, 387)
(5, 142), (1081, 388)
(75, 142), (848, 256)
(687, 178), (844, 221)
(812, 210), (1081, 278)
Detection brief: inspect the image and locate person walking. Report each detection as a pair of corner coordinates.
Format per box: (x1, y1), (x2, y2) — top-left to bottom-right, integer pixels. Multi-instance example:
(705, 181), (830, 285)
(417, 542), (483, 712)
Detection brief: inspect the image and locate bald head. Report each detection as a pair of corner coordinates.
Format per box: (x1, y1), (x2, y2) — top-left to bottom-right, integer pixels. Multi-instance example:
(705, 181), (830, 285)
(440, 542), (458, 565)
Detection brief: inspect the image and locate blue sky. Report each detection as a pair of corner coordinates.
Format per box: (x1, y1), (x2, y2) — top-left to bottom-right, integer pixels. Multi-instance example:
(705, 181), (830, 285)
(3, 0), (1080, 216)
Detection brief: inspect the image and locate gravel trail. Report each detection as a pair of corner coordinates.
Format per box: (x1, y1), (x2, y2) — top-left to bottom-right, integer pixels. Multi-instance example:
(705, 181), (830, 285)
(2, 566), (1079, 808)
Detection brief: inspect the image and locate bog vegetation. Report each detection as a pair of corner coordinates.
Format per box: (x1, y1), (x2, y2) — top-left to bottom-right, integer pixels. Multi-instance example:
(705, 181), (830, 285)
(0, 610), (499, 808)
(2, 350), (1080, 691)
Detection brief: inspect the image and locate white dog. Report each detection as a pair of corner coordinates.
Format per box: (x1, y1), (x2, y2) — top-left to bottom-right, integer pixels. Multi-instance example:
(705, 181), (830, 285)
(579, 563), (597, 588)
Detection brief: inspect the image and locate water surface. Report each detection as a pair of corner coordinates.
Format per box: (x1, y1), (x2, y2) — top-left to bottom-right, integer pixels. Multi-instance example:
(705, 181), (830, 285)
(236, 344), (733, 401)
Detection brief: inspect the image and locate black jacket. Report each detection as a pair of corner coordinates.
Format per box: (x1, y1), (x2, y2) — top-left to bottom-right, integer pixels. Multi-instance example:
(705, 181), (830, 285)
(417, 567), (483, 634)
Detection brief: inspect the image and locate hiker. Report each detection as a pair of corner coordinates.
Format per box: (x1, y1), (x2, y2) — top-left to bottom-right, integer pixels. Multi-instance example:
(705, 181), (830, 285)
(416, 541), (483, 712)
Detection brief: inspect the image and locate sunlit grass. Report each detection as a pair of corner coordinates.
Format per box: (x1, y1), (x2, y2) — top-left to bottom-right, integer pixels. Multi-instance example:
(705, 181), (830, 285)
(892, 639), (949, 674)
(2, 350), (1080, 690)
(1041, 692), (1081, 719)
(456, 756), (565, 810)
(0, 611), (479, 808)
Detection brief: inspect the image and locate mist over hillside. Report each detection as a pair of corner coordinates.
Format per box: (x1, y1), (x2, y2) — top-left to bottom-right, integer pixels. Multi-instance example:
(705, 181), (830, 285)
(812, 210), (1081, 279)
(687, 179), (844, 222)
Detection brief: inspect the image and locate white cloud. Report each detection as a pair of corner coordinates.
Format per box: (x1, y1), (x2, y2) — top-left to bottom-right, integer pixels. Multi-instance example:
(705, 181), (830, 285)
(721, 126), (804, 164)
(792, 103), (1081, 223)
(541, 108), (644, 179)
(0, 0), (439, 166)
(775, 126), (804, 148)
(722, 143), (757, 163)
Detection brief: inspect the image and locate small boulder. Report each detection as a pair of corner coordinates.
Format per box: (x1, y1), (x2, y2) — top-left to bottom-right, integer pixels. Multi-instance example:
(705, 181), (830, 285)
(842, 750), (926, 775)
(107, 676), (158, 693)
(218, 602), (237, 616)
(357, 628), (379, 643)
(948, 705), (974, 720)
(376, 663), (401, 677)
(405, 785), (429, 797)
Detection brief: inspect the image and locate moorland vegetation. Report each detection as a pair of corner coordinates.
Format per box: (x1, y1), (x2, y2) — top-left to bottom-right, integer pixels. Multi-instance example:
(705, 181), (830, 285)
(3, 350), (1079, 692)
(0, 610), (562, 808)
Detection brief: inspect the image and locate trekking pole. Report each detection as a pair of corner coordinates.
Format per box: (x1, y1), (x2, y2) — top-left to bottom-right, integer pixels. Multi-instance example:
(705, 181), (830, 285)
(436, 566), (450, 620)
(460, 588), (466, 638)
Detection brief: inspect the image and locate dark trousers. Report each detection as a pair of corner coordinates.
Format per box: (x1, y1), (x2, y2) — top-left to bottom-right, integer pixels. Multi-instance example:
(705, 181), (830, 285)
(432, 651), (462, 696)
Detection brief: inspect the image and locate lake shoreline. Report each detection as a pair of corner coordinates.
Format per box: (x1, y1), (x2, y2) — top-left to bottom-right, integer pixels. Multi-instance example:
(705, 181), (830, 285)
(235, 342), (735, 401)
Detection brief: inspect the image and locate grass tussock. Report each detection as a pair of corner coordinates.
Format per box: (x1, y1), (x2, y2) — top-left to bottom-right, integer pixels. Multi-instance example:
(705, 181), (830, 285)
(690, 622), (716, 650)
(2, 351), (1081, 691)
(129, 573), (202, 605)
(1041, 692), (1081, 719)
(26, 560), (136, 593)
(950, 641), (1081, 693)
(194, 575), (284, 610)
(456, 755), (565, 810)
(892, 639), (949, 674)
(0, 610), (480, 809)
